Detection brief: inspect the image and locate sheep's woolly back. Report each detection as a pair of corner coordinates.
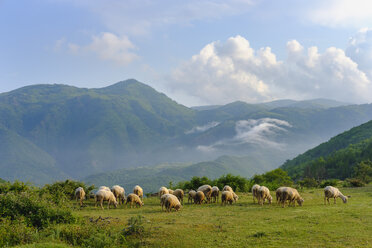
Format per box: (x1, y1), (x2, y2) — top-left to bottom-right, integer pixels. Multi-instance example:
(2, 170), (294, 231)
(258, 186), (271, 205)
(159, 187), (169, 198)
(324, 186), (348, 203)
(95, 189), (118, 209)
(172, 189), (184, 203)
(99, 186), (111, 191)
(221, 191), (234, 205)
(111, 185), (126, 203)
(165, 194), (182, 212)
(281, 187), (303, 207)
(197, 185), (212, 201)
(223, 185), (233, 192)
(133, 185), (144, 199)
(126, 193), (144, 207)
(195, 191), (205, 204)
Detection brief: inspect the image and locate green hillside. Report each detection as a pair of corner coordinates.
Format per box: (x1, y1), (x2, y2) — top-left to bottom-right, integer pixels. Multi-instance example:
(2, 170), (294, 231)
(281, 120), (372, 180)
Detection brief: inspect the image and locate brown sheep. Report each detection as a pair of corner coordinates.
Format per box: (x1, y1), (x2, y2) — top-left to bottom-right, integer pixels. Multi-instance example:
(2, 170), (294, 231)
(95, 189), (118, 210)
(172, 189), (184, 205)
(158, 186), (169, 199)
(126, 193), (144, 208)
(223, 185), (233, 192)
(194, 191), (205, 204)
(281, 187), (304, 208)
(197, 185), (212, 203)
(221, 191), (234, 205)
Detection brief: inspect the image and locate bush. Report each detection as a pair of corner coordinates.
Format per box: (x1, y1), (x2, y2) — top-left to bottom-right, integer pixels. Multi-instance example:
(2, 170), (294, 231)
(122, 215), (145, 236)
(251, 169), (293, 191)
(319, 179), (339, 188)
(0, 218), (37, 247)
(0, 180), (31, 194)
(0, 192), (75, 229)
(297, 178), (319, 188)
(41, 180), (95, 201)
(214, 174), (249, 192)
(344, 178), (366, 187)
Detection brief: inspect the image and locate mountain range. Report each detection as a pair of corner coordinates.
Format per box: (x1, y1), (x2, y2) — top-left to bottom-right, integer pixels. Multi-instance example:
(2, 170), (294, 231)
(1, 79), (372, 186)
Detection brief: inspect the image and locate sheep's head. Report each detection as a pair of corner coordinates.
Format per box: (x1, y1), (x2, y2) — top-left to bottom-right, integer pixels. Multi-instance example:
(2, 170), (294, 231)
(297, 198), (304, 206)
(175, 204), (182, 211)
(268, 195), (273, 204)
(342, 195), (348, 203)
(113, 200), (118, 208)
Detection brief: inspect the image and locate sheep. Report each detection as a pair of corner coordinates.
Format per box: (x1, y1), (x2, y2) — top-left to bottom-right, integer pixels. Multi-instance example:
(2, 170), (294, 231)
(95, 189), (118, 210)
(168, 189), (174, 194)
(232, 192), (239, 202)
(223, 185), (233, 192)
(133, 185), (144, 201)
(211, 186), (220, 203)
(251, 184), (260, 203)
(257, 186), (272, 206)
(194, 191), (205, 204)
(324, 186), (348, 204)
(197, 185), (212, 203)
(111, 185), (126, 205)
(164, 194), (182, 212)
(99, 186), (110, 191)
(275, 187), (286, 205)
(160, 194), (172, 210)
(221, 191), (234, 205)
(126, 193), (144, 208)
(188, 190), (197, 204)
(172, 189), (184, 205)
(75, 187), (86, 207)
(281, 187), (304, 208)
(158, 186), (169, 199)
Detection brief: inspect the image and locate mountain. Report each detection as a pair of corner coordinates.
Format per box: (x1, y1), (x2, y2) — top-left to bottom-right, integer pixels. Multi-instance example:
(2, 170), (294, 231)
(281, 120), (372, 180)
(84, 154), (274, 193)
(0, 78), (372, 185)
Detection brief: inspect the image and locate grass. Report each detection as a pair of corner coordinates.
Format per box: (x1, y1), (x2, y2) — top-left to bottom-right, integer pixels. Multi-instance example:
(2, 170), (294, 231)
(17, 186), (372, 248)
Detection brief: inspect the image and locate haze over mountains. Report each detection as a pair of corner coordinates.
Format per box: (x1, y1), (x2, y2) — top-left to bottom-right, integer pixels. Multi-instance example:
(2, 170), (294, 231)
(1, 79), (372, 186)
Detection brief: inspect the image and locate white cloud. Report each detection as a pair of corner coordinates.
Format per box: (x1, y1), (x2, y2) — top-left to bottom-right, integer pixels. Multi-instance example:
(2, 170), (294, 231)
(307, 0), (372, 28)
(195, 118), (291, 152)
(67, 32), (138, 65)
(168, 35), (372, 104)
(185, 121), (220, 134)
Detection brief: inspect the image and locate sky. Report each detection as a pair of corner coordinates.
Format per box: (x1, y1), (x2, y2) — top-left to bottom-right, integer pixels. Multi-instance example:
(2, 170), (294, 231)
(2, 0), (372, 106)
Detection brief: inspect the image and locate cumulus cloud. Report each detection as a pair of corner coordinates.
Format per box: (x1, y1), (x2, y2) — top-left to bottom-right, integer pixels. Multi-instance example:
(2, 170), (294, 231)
(168, 35), (372, 104)
(308, 0), (372, 28)
(185, 121), (220, 134)
(67, 32), (138, 65)
(196, 118), (291, 152)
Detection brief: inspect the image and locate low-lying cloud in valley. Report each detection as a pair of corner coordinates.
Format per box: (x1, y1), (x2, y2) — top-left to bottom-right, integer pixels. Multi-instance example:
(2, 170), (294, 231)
(169, 33), (372, 105)
(185, 121), (220, 134)
(196, 118), (292, 152)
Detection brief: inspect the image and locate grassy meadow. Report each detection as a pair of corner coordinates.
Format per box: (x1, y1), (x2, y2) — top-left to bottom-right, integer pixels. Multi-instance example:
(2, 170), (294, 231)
(16, 185), (372, 248)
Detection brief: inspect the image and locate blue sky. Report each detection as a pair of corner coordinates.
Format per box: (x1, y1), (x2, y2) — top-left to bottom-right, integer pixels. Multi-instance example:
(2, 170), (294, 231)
(2, 0), (372, 106)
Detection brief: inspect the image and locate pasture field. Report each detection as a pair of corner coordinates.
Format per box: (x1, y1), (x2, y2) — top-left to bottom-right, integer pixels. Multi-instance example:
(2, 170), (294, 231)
(17, 186), (372, 248)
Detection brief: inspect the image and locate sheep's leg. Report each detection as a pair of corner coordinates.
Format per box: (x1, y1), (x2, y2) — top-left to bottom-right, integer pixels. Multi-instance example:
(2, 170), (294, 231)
(334, 197), (336, 204)
(100, 199), (104, 210)
(108, 200), (111, 209)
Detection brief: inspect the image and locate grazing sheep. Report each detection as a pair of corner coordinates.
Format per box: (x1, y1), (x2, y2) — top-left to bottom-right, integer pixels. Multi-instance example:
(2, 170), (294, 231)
(168, 189), (174, 194)
(99, 186), (110, 191)
(223, 185), (233, 192)
(95, 189), (118, 210)
(232, 192), (239, 202)
(133, 185), (144, 201)
(194, 191), (205, 204)
(211, 186), (220, 203)
(164, 194), (182, 212)
(111, 185), (126, 205)
(221, 191), (234, 205)
(257, 186), (272, 206)
(324, 186), (348, 204)
(188, 190), (197, 204)
(197, 185), (212, 203)
(251, 184), (260, 203)
(158, 186), (169, 199)
(160, 194), (172, 210)
(126, 193), (144, 208)
(281, 187), (304, 208)
(276, 187), (286, 205)
(172, 189), (184, 205)
(75, 187), (86, 207)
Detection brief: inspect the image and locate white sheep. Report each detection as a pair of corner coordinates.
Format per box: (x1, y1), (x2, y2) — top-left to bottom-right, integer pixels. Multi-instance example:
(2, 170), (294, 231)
(172, 189), (184, 205)
(221, 191), (234, 205)
(223, 185), (233, 192)
(111, 185), (126, 205)
(197, 185), (212, 203)
(133, 185), (144, 201)
(99, 186), (110, 191)
(275, 187), (286, 205)
(257, 186), (272, 206)
(126, 193), (144, 208)
(211, 186), (220, 203)
(95, 189), (118, 210)
(324, 186), (348, 204)
(160, 194), (171, 210)
(232, 192), (239, 202)
(251, 184), (260, 203)
(164, 194), (182, 212)
(188, 190), (197, 204)
(158, 186), (169, 199)
(168, 189), (174, 194)
(75, 187), (86, 207)
(281, 187), (304, 208)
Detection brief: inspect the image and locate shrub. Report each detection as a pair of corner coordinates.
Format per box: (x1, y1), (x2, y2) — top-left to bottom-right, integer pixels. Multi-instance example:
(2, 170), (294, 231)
(344, 178), (366, 187)
(0, 192), (75, 229)
(251, 169), (293, 191)
(0, 180), (31, 194)
(123, 215), (145, 236)
(0, 218), (37, 246)
(297, 178), (319, 188)
(41, 180), (95, 201)
(214, 174), (249, 192)
(319, 179), (339, 188)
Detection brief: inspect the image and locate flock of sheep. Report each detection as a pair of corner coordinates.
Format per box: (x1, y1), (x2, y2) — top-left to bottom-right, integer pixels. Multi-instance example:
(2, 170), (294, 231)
(74, 184), (348, 211)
